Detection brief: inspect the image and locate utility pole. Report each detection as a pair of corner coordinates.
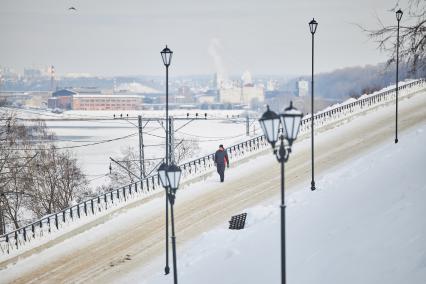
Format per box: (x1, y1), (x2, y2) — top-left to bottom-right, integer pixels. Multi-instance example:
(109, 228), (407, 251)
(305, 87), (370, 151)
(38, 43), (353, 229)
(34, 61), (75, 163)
(246, 115), (250, 136)
(0, 195), (5, 235)
(170, 116), (175, 163)
(50, 65), (55, 93)
(138, 115), (145, 178)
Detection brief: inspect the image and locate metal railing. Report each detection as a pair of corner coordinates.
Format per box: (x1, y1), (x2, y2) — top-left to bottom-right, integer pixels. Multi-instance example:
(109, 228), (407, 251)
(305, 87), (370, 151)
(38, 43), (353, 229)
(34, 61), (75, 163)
(0, 131), (269, 256)
(1, 78), (424, 256)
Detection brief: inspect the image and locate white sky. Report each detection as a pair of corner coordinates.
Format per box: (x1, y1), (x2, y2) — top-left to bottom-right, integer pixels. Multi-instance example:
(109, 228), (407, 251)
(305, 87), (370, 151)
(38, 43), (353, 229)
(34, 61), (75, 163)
(0, 0), (407, 76)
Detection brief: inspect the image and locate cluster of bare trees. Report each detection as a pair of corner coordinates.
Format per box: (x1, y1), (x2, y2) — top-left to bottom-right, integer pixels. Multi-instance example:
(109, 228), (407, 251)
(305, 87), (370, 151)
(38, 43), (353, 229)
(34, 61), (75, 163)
(106, 137), (200, 190)
(0, 112), (88, 234)
(363, 0), (425, 73)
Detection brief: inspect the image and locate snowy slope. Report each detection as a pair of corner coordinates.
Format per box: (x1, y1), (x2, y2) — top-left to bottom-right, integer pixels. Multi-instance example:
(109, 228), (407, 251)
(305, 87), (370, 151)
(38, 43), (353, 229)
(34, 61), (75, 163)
(126, 123), (426, 284)
(1, 87), (424, 283)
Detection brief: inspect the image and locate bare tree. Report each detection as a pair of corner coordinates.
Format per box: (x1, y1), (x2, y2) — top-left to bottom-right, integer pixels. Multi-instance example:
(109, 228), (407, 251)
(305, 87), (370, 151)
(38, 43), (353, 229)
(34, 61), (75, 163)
(29, 146), (88, 218)
(173, 136), (200, 164)
(0, 112), (88, 231)
(361, 0), (425, 73)
(0, 111), (35, 232)
(56, 151), (88, 208)
(108, 146), (140, 188)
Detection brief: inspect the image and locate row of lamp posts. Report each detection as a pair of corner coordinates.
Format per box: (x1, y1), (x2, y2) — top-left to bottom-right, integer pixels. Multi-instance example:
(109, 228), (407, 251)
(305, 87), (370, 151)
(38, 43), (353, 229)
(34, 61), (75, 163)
(157, 9), (403, 284)
(259, 10), (403, 283)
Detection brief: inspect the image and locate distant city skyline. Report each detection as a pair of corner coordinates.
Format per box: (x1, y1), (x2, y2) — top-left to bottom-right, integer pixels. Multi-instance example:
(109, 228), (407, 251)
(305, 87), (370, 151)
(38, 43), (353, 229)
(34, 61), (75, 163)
(0, 0), (405, 77)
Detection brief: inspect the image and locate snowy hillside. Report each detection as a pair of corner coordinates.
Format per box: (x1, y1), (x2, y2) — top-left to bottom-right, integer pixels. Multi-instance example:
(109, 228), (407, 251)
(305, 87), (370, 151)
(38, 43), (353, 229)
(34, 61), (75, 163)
(127, 122), (426, 284)
(0, 85), (425, 283)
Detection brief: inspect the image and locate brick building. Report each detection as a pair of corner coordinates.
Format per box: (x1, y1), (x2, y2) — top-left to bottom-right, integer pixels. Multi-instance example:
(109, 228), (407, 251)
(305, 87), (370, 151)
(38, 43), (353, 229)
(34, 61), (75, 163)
(72, 94), (143, 110)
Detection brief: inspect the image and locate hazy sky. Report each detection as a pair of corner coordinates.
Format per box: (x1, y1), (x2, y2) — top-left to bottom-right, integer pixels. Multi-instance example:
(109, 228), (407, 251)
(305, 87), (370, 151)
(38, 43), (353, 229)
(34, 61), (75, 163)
(0, 0), (406, 77)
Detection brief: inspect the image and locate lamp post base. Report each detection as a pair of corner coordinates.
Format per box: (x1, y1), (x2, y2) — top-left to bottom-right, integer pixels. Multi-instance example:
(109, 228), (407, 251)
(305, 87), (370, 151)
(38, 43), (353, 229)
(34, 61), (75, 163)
(165, 266), (170, 275)
(395, 138), (398, 144)
(311, 181), (316, 191)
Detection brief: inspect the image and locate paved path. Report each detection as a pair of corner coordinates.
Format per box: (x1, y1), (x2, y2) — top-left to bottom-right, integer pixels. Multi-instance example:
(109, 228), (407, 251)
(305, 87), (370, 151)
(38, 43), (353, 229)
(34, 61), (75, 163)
(1, 91), (425, 283)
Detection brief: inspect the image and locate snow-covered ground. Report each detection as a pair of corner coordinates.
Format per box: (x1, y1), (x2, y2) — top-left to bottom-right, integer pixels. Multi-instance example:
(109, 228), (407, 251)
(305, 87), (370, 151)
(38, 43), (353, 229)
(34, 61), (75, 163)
(124, 122), (426, 284)
(1, 83), (424, 283)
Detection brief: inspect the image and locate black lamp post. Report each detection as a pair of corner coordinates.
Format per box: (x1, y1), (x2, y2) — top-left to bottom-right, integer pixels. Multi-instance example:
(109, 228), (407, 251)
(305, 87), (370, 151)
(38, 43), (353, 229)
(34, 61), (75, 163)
(309, 18), (318, 191)
(158, 163), (182, 284)
(395, 9), (403, 144)
(161, 45), (173, 275)
(259, 102), (303, 284)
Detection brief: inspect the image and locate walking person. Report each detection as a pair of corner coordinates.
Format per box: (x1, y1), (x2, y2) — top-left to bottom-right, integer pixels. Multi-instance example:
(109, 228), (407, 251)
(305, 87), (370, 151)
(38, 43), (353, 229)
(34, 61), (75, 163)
(214, 144), (229, 182)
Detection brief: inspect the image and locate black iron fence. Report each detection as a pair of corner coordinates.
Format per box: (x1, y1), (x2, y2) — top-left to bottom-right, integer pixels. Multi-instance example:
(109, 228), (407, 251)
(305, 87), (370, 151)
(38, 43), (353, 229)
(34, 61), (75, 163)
(1, 78), (424, 255)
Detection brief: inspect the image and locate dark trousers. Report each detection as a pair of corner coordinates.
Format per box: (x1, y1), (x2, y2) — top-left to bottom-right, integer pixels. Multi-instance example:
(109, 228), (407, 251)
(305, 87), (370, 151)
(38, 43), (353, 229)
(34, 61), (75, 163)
(217, 163), (225, 182)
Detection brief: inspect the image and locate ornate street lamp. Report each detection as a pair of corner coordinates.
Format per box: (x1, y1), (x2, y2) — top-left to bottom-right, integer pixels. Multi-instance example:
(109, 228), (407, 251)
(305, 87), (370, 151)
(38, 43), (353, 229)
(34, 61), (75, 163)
(158, 162), (169, 187)
(161, 45), (173, 67)
(309, 18), (318, 191)
(281, 102), (303, 147)
(259, 102), (303, 284)
(166, 164), (182, 193)
(395, 9), (403, 143)
(166, 163), (181, 284)
(161, 45), (173, 275)
(259, 106), (281, 148)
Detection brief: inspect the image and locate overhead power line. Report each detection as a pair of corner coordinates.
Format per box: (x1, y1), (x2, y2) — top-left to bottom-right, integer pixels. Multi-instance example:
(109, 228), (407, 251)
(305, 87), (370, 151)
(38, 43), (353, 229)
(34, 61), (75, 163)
(3, 133), (138, 151)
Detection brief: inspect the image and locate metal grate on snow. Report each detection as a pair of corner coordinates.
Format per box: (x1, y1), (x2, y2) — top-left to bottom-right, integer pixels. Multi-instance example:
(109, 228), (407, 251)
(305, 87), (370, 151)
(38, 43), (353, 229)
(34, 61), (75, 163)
(228, 213), (247, 230)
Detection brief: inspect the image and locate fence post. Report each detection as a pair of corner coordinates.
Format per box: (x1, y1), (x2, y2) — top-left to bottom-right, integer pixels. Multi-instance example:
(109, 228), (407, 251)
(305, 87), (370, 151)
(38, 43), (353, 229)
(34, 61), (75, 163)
(55, 214), (59, 229)
(91, 199), (95, 215)
(14, 231), (18, 249)
(31, 223), (35, 238)
(77, 205), (81, 219)
(84, 202), (87, 216)
(6, 234), (9, 254)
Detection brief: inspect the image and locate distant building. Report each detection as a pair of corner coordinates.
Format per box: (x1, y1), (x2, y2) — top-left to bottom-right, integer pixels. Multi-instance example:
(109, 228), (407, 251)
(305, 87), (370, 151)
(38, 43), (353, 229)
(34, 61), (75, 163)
(219, 83), (264, 106)
(0, 92), (31, 107)
(195, 89), (218, 105)
(24, 92), (50, 108)
(72, 94), (143, 110)
(24, 68), (42, 79)
(241, 84), (264, 105)
(47, 97), (59, 109)
(51, 89), (77, 110)
(297, 80), (309, 97)
(176, 86), (194, 104)
(72, 87), (102, 94)
(219, 87), (241, 104)
(196, 94), (216, 104)
(267, 80), (279, 91)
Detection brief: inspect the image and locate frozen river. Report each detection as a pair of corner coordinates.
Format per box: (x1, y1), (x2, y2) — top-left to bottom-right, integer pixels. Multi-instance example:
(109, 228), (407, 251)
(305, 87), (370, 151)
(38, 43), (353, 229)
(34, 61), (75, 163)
(18, 109), (260, 189)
